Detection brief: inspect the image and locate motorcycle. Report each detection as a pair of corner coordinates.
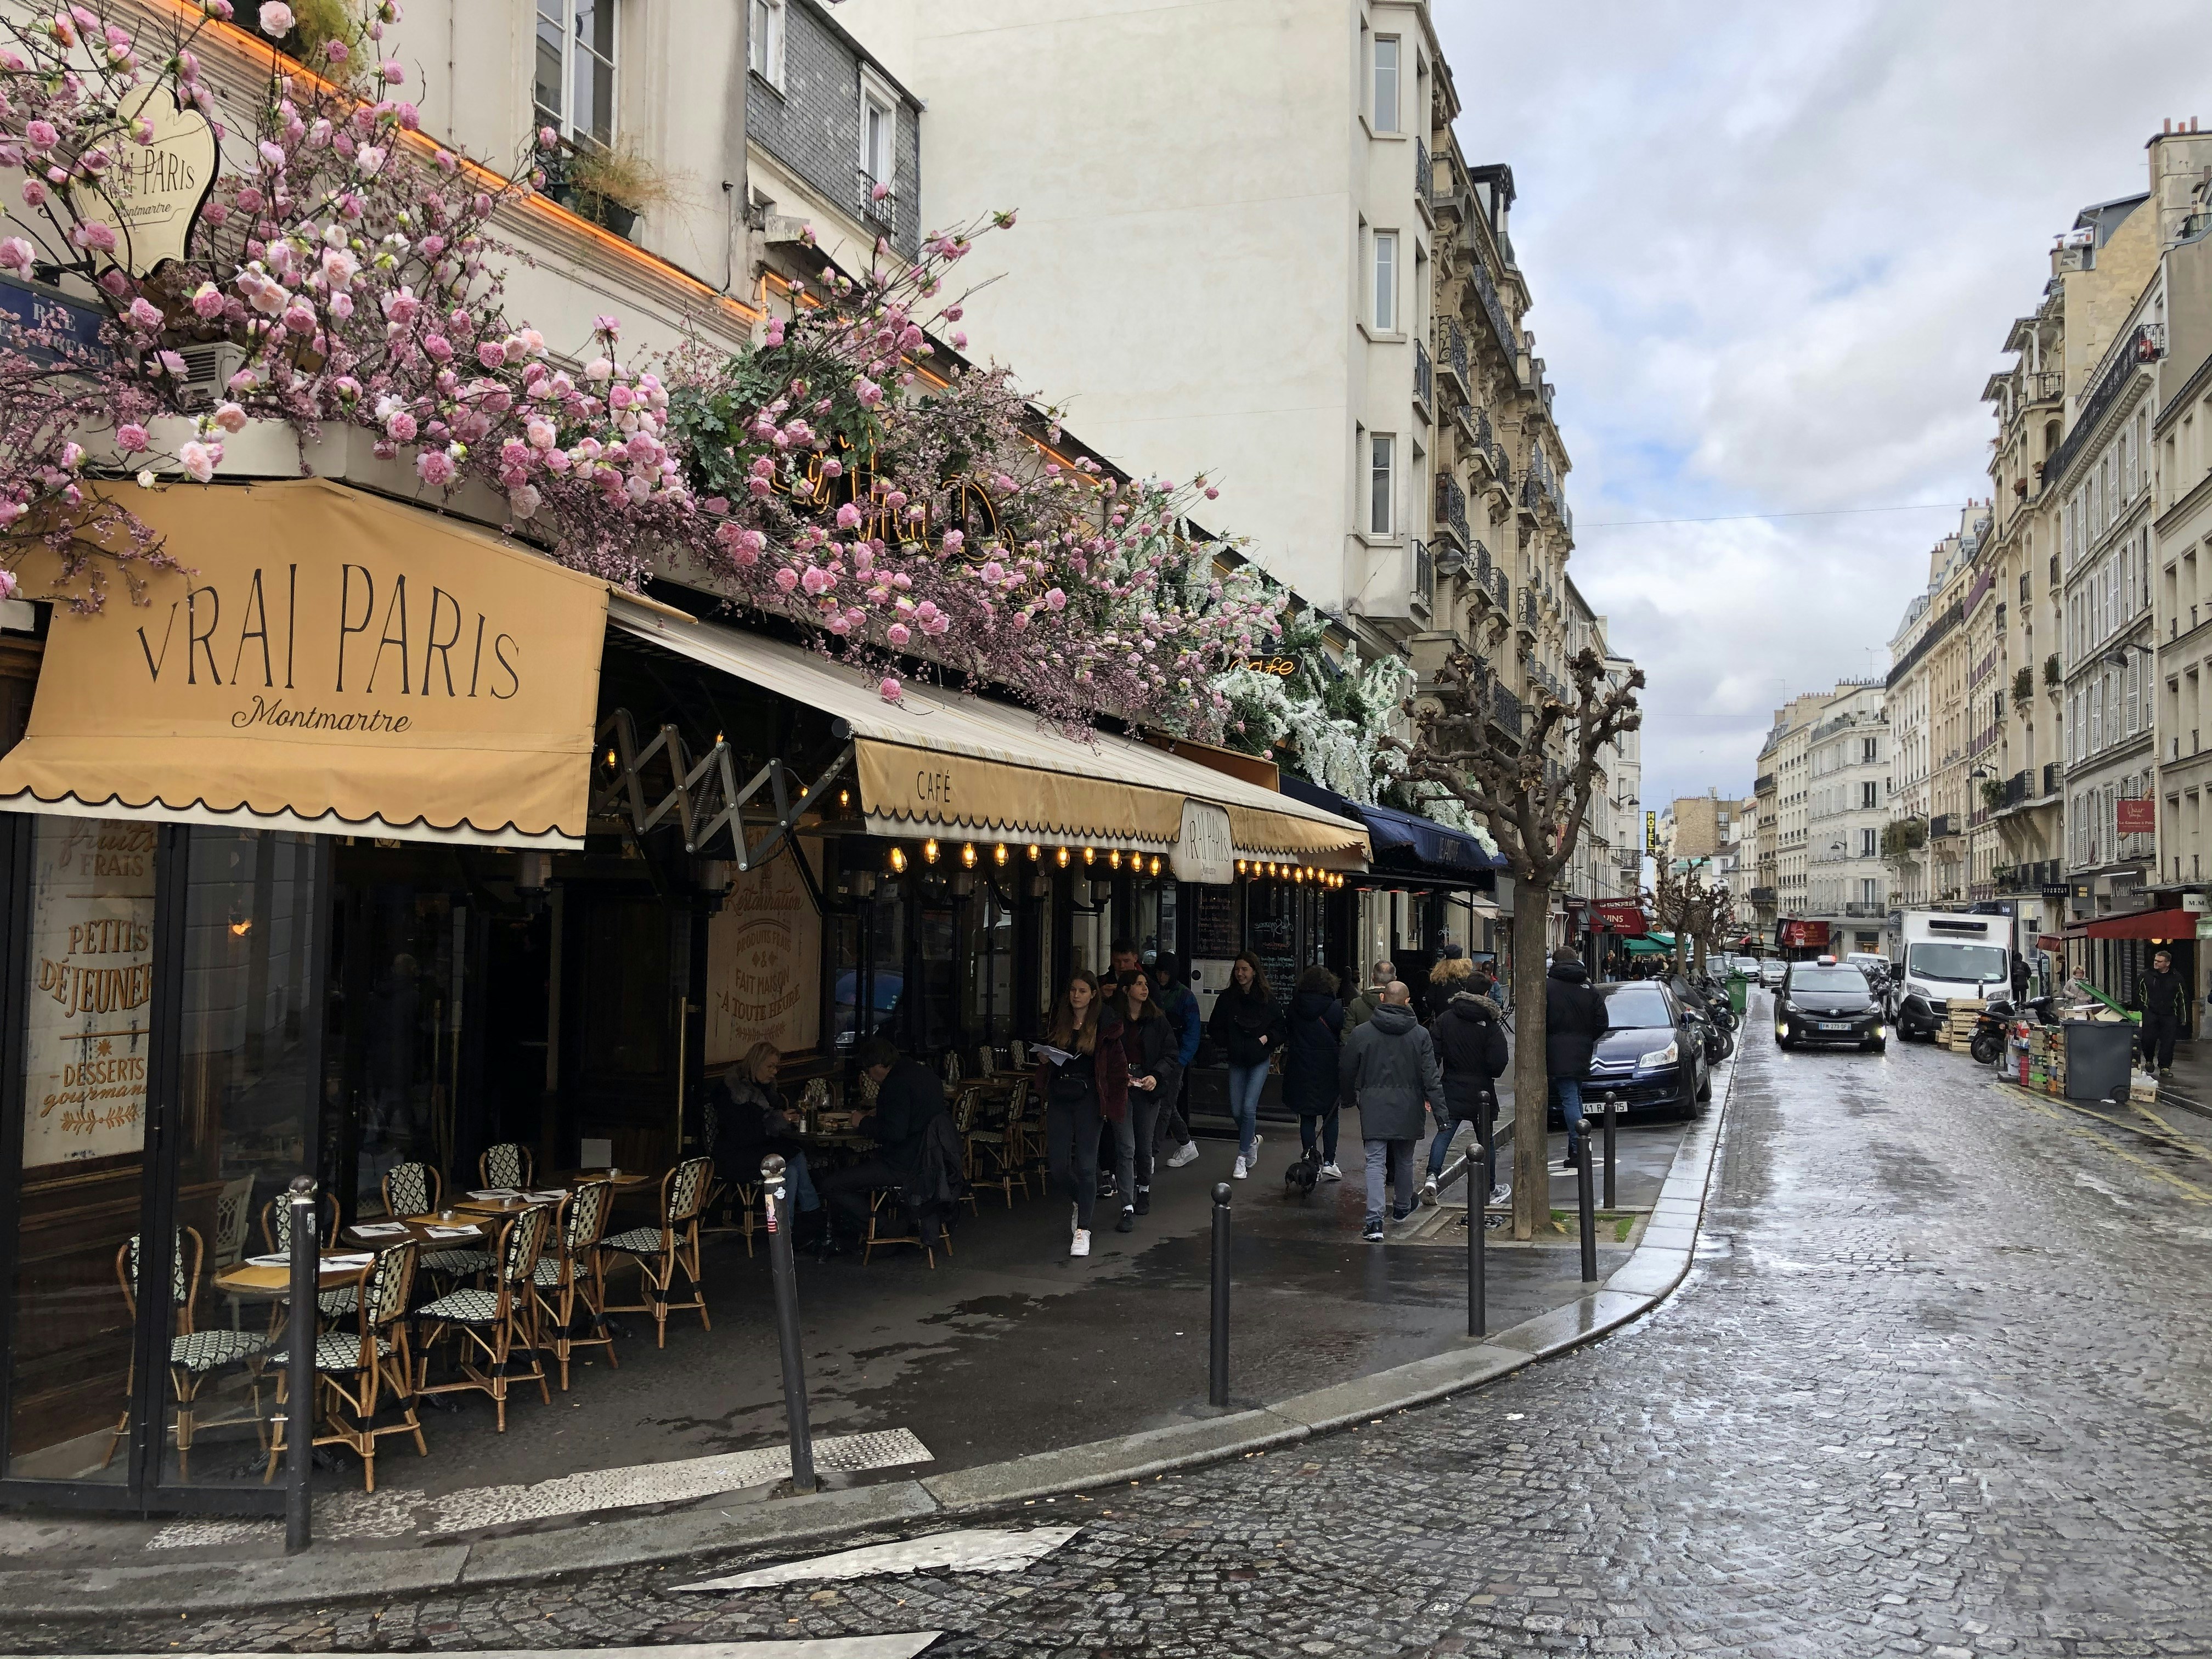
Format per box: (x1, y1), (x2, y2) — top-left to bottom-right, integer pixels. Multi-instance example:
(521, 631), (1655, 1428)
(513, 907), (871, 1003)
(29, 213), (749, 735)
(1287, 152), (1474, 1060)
(1969, 994), (2055, 1065)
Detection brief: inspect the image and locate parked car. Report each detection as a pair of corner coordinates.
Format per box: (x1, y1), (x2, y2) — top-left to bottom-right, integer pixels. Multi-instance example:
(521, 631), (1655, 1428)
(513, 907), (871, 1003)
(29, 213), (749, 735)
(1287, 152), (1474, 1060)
(1774, 962), (1885, 1052)
(1758, 960), (1786, 987)
(1547, 979), (1713, 1127)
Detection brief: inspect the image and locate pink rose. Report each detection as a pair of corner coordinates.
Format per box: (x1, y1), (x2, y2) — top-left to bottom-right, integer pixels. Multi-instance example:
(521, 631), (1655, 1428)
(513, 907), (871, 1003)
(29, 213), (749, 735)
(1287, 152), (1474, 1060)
(878, 677), (902, 702)
(0, 239), (34, 275)
(773, 567), (799, 594)
(114, 423), (148, 453)
(476, 341), (506, 369)
(257, 2), (295, 35)
(1044, 588), (1066, 611)
(835, 503), (862, 529)
(178, 440), (216, 483)
(887, 623), (911, 647)
(212, 402), (247, 434)
(71, 221), (116, 254)
(508, 484), (540, 519)
(24, 120), (56, 151)
(415, 449), (455, 488)
(385, 410), (417, 443)
(422, 335), (453, 363)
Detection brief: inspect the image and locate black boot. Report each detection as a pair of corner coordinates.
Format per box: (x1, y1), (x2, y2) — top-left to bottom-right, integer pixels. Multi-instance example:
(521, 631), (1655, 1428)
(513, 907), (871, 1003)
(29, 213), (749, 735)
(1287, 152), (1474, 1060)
(1133, 1185), (1151, 1216)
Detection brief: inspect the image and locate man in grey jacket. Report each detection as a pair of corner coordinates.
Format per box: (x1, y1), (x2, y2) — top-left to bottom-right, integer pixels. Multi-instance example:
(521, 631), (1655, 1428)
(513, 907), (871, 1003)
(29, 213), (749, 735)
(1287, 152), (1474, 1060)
(1337, 981), (1448, 1242)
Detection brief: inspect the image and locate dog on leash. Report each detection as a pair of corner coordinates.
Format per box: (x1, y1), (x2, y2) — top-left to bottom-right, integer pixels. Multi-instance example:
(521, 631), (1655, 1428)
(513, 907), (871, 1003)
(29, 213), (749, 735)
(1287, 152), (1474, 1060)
(1283, 1138), (1323, 1200)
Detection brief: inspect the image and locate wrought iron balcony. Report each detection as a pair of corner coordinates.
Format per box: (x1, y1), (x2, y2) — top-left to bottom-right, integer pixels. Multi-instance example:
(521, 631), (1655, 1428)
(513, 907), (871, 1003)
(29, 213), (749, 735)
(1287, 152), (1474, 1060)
(1412, 538), (1434, 613)
(1434, 473), (1470, 551)
(1415, 136), (1431, 210)
(1491, 682), (1523, 735)
(2042, 760), (2059, 797)
(1469, 260), (1519, 365)
(1929, 813), (1961, 839)
(1748, 887), (1777, 905)
(1436, 317), (1471, 395)
(1414, 337), (1432, 412)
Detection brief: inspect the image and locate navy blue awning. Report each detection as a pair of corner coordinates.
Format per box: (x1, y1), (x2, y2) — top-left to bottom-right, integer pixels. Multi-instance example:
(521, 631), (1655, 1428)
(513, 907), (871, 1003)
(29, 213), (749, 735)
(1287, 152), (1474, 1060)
(1277, 776), (1504, 877)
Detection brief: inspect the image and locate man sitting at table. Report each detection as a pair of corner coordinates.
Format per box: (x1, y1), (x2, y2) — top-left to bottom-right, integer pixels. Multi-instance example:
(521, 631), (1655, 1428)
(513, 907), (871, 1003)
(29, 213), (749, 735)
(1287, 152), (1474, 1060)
(821, 1037), (951, 1254)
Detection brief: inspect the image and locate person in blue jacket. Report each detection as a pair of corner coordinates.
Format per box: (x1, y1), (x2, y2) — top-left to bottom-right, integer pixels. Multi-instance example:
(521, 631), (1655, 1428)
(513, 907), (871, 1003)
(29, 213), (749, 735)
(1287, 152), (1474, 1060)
(1148, 952), (1204, 1169)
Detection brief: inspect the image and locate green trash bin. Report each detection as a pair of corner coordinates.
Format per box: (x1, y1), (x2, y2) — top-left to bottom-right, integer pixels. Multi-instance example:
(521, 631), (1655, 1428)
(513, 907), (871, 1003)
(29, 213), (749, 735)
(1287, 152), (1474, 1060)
(1727, 972), (1749, 1017)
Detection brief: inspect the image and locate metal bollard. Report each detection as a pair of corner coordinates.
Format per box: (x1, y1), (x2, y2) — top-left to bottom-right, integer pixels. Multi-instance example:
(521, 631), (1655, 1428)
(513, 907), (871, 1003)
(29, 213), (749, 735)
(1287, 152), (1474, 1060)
(761, 1156), (817, 1494)
(1209, 1182), (1232, 1408)
(1575, 1131), (1598, 1284)
(1602, 1095), (1620, 1211)
(283, 1175), (317, 1555)
(1466, 1142), (1486, 1340)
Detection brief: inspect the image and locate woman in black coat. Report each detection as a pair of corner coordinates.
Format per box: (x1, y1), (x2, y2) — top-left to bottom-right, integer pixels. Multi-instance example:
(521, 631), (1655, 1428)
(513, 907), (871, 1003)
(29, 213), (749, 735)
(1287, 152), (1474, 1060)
(1422, 957), (1510, 1203)
(1282, 965), (1345, 1178)
(1207, 952), (1286, 1180)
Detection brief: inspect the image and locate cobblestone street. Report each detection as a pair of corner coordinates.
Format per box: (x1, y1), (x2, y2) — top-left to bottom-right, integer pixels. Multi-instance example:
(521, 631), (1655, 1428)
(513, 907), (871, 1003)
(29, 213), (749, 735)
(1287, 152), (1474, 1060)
(16, 1008), (2212, 1658)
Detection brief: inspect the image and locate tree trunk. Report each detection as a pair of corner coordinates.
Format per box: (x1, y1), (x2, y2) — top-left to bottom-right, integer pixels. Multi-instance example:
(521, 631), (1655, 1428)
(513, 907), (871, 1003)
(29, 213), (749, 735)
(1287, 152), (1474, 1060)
(1692, 935), (1707, 976)
(1509, 878), (1552, 1241)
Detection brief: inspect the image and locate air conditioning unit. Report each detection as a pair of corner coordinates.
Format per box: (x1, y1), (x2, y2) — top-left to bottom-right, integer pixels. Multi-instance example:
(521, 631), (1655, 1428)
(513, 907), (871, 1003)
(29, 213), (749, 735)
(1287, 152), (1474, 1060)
(174, 341), (245, 409)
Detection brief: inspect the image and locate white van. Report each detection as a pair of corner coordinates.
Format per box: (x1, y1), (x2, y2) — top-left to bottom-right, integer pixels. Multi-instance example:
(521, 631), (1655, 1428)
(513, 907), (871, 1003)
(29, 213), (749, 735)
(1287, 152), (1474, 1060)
(1892, 911), (2012, 1040)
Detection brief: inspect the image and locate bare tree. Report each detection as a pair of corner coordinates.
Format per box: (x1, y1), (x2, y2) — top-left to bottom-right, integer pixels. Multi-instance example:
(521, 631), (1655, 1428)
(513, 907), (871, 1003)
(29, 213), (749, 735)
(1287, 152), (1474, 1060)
(1643, 863), (1735, 977)
(1398, 647), (1644, 1239)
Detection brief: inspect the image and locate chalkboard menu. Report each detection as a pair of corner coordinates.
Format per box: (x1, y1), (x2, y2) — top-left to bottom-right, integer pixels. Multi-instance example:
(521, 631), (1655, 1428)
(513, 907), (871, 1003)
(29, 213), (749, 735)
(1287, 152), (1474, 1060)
(1192, 884), (1240, 960)
(1248, 888), (1297, 1007)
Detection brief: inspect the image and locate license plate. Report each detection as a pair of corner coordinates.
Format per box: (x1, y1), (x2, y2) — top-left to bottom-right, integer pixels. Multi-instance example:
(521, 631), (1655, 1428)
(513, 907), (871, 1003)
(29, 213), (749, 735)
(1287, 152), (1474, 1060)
(1819, 1021), (1854, 1032)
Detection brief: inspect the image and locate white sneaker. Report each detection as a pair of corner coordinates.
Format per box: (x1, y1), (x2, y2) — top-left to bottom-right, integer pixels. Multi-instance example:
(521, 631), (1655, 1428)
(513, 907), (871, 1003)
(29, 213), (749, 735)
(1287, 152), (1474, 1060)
(1070, 1228), (1091, 1257)
(1252, 1133), (1263, 1153)
(1488, 1183), (1511, 1207)
(1419, 1178), (1439, 1206)
(1232, 1155), (1249, 1180)
(1319, 1162), (1343, 1181)
(1167, 1143), (1200, 1169)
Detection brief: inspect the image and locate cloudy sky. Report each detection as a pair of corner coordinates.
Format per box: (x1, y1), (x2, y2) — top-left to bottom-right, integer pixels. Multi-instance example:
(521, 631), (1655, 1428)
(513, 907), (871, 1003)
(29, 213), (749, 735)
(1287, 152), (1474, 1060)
(1427, 0), (2207, 815)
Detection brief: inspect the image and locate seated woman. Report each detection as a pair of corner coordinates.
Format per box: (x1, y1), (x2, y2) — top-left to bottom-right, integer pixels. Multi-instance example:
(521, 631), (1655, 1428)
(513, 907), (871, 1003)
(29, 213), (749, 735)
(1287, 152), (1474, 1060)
(710, 1042), (828, 1248)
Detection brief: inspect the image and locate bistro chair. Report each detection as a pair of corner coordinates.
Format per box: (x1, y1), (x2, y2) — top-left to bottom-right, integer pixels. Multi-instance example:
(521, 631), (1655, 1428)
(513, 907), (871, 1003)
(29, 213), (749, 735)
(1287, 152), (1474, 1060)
(1009, 1038), (1028, 1071)
(975, 1045), (1000, 1081)
(415, 1204), (554, 1432)
(102, 1227), (268, 1480)
(212, 1175), (257, 1272)
(963, 1076), (1033, 1205)
(264, 1240), (424, 1492)
(600, 1158), (713, 1348)
(479, 1142), (534, 1189)
(941, 1051), (964, 1086)
(532, 1180), (619, 1389)
(383, 1161), (494, 1282)
(862, 1187), (949, 1267)
(259, 1193), (356, 1322)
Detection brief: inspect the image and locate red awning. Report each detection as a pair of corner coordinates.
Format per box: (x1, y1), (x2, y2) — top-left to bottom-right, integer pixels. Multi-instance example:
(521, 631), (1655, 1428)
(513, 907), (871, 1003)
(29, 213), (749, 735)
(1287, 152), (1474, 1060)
(2078, 907), (2197, 941)
(2036, 934), (2063, 952)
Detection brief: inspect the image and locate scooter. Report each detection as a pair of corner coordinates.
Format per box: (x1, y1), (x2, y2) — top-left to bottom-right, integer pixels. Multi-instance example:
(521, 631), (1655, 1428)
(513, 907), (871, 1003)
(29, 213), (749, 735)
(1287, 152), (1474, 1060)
(1968, 994), (2054, 1065)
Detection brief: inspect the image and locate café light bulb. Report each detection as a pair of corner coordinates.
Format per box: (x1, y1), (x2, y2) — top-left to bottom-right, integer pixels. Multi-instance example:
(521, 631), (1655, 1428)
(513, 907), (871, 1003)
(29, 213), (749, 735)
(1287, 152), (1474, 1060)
(888, 846), (908, 874)
(1082, 846), (1096, 865)
(1108, 849), (1122, 870)
(1056, 845), (1071, 867)
(1150, 855), (1163, 876)
(994, 843), (1009, 866)
(923, 838), (940, 865)
(1028, 844), (1041, 862)
(1235, 859), (1247, 876)
(961, 842), (977, 868)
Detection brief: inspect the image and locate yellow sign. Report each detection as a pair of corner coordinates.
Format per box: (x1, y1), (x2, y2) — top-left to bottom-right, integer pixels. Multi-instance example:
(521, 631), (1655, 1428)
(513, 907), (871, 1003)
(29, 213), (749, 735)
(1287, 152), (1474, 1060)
(92, 84), (218, 276)
(706, 843), (822, 1062)
(1237, 656), (1299, 678)
(0, 479), (612, 842)
(1645, 809), (1658, 852)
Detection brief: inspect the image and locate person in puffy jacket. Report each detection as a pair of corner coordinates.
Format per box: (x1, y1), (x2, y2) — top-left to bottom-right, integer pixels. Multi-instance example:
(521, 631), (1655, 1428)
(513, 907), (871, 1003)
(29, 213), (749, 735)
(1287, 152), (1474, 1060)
(1421, 957), (1510, 1205)
(1035, 970), (1128, 1259)
(1545, 948), (1609, 1168)
(1282, 966), (1345, 1181)
(1336, 982), (1447, 1240)
(1207, 952), (1285, 1180)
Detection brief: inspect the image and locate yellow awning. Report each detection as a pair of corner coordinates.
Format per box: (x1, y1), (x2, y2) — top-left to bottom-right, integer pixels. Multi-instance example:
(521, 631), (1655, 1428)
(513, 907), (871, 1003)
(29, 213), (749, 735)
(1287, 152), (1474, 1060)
(609, 599), (1369, 867)
(0, 479), (613, 847)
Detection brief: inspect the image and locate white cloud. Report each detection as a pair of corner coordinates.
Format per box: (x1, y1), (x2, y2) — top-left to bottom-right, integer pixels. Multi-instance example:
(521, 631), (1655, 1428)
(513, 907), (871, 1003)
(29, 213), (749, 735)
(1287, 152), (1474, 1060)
(1431, 0), (2208, 811)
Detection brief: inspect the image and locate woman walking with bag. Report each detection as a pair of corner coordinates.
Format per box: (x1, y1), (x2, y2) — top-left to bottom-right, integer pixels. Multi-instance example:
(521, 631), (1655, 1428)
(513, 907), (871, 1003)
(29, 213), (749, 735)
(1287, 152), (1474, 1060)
(1283, 966), (1345, 1181)
(1420, 956), (1511, 1206)
(1109, 970), (1182, 1231)
(1207, 952), (1285, 1180)
(1036, 969), (1129, 1258)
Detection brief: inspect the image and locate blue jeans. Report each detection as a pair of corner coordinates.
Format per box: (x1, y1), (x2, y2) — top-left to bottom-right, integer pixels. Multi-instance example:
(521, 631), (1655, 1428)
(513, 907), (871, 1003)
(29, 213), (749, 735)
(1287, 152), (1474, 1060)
(1427, 1119), (1491, 1187)
(1226, 1063), (1268, 1160)
(1553, 1078), (1587, 1160)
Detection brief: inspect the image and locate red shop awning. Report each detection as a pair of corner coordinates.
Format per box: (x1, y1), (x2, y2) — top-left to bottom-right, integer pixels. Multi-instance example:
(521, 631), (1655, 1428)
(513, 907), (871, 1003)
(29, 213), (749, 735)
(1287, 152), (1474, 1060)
(2077, 907), (2197, 941)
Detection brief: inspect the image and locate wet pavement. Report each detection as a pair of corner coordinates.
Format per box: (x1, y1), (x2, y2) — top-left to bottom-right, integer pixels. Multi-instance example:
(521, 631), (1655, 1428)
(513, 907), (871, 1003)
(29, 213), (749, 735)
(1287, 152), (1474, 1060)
(14, 995), (2212, 1655)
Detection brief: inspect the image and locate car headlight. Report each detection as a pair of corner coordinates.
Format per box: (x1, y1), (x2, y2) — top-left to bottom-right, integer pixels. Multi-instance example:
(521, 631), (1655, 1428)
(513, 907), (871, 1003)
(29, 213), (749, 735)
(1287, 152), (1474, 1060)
(1874, 1024), (1885, 1039)
(1638, 1040), (1678, 1068)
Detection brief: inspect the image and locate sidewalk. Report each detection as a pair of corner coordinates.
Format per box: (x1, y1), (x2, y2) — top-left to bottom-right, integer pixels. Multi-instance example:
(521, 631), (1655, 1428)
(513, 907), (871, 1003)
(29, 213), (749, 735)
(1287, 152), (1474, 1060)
(0, 1057), (1730, 1610)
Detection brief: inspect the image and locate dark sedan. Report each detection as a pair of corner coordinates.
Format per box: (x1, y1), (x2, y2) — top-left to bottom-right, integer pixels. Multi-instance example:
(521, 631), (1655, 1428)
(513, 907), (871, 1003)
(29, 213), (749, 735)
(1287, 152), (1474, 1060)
(1547, 980), (1712, 1126)
(1774, 963), (1885, 1052)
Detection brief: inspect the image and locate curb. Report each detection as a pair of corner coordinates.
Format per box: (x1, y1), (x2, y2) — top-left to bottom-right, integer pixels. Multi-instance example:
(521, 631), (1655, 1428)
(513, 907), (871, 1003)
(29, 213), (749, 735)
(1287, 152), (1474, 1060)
(1, 1053), (1736, 1618)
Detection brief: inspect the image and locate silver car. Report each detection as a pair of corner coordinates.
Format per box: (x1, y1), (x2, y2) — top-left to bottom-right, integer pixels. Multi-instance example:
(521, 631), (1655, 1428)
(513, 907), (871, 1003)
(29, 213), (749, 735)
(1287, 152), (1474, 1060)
(1758, 960), (1786, 987)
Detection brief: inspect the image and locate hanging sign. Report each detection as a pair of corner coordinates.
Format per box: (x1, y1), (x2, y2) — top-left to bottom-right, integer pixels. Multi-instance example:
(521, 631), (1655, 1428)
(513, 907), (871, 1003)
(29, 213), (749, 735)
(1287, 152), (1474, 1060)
(1173, 798), (1235, 885)
(705, 843), (822, 1064)
(1591, 899), (1647, 935)
(22, 818), (156, 1166)
(2117, 797), (2156, 836)
(89, 83), (218, 276)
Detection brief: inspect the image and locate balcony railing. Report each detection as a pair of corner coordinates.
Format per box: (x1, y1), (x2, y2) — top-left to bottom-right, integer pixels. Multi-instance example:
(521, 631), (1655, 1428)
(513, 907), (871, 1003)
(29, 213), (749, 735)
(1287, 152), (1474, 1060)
(1842, 902), (1884, 918)
(2042, 760), (2059, 797)
(1929, 813), (1961, 839)
(1434, 473), (1470, 551)
(1491, 682), (1523, 734)
(1754, 773), (1776, 793)
(1414, 337), (1432, 411)
(1412, 538), (1434, 613)
(1436, 317), (1470, 393)
(1415, 136), (1430, 208)
(1469, 260), (1519, 366)
(2044, 321), (2163, 489)
(1520, 590), (1538, 630)
(1748, 887), (1777, 905)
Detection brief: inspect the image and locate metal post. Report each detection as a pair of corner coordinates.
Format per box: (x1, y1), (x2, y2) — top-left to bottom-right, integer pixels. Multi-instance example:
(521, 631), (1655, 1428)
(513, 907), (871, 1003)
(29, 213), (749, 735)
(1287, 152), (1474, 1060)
(1209, 1182), (1232, 1408)
(761, 1156), (816, 1494)
(283, 1175), (317, 1555)
(1466, 1144), (1486, 1340)
(1602, 1095), (1619, 1211)
(1575, 1130), (1598, 1284)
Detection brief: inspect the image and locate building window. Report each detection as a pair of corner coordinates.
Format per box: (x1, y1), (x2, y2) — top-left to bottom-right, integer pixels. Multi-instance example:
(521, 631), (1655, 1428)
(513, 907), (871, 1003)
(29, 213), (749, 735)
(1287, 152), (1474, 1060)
(1859, 828), (1878, 857)
(748, 0), (783, 84)
(1369, 434), (1395, 537)
(862, 83), (896, 190)
(1860, 780), (1877, 810)
(535, 0), (617, 150)
(1861, 737), (1877, 764)
(1372, 231), (1397, 332)
(1373, 36), (1400, 133)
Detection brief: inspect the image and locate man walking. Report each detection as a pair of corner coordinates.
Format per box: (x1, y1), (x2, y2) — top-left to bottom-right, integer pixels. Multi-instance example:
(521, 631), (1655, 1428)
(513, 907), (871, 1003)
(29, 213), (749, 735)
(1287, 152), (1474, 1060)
(1545, 946), (1608, 1171)
(1345, 960), (1396, 1030)
(2137, 947), (2189, 1077)
(1338, 980), (1446, 1243)
(1150, 953), (1204, 1168)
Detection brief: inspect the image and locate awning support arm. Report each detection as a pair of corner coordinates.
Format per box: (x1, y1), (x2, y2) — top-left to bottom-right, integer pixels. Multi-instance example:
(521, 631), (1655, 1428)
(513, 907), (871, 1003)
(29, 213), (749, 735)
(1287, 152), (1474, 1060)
(591, 708), (852, 866)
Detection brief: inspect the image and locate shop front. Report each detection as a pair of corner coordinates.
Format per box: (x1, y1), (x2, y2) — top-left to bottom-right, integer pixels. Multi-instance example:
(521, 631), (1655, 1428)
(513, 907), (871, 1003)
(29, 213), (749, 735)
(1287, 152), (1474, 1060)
(0, 480), (1371, 1516)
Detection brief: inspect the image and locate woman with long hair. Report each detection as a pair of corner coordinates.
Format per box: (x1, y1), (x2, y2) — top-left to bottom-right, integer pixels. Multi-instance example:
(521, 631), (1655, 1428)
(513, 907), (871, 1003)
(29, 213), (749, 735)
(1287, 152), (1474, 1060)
(712, 1042), (826, 1242)
(1283, 964), (1345, 1181)
(1036, 969), (1129, 1257)
(1108, 969), (1181, 1231)
(1206, 951), (1285, 1179)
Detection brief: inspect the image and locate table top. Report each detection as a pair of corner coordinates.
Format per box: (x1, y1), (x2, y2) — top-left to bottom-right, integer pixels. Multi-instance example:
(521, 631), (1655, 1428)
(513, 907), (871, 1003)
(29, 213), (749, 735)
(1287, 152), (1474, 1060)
(214, 1251), (375, 1296)
(452, 1188), (574, 1217)
(550, 1169), (660, 1190)
(342, 1216), (488, 1249)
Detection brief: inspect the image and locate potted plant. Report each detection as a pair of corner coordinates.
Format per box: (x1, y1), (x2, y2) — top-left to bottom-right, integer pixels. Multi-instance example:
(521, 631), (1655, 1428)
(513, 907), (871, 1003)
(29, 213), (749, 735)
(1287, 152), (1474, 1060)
(568, 141), (686, 240)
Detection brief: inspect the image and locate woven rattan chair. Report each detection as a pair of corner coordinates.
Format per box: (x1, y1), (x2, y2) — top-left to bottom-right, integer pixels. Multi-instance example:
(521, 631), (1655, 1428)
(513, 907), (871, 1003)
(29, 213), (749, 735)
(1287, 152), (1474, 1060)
(600, 1158), (713, 1347)
(965, 1076), (1033, 1205)
(478, 1142), (534, 1189)
(415, 1205), (554, 1431)
(382, 1161), (494, 1281)
(532, 1180), (618, 1389)
(266, 1240), (424, 1491)
(259, 1193), (356, 1322)
(102, 1228), (267, 1479)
